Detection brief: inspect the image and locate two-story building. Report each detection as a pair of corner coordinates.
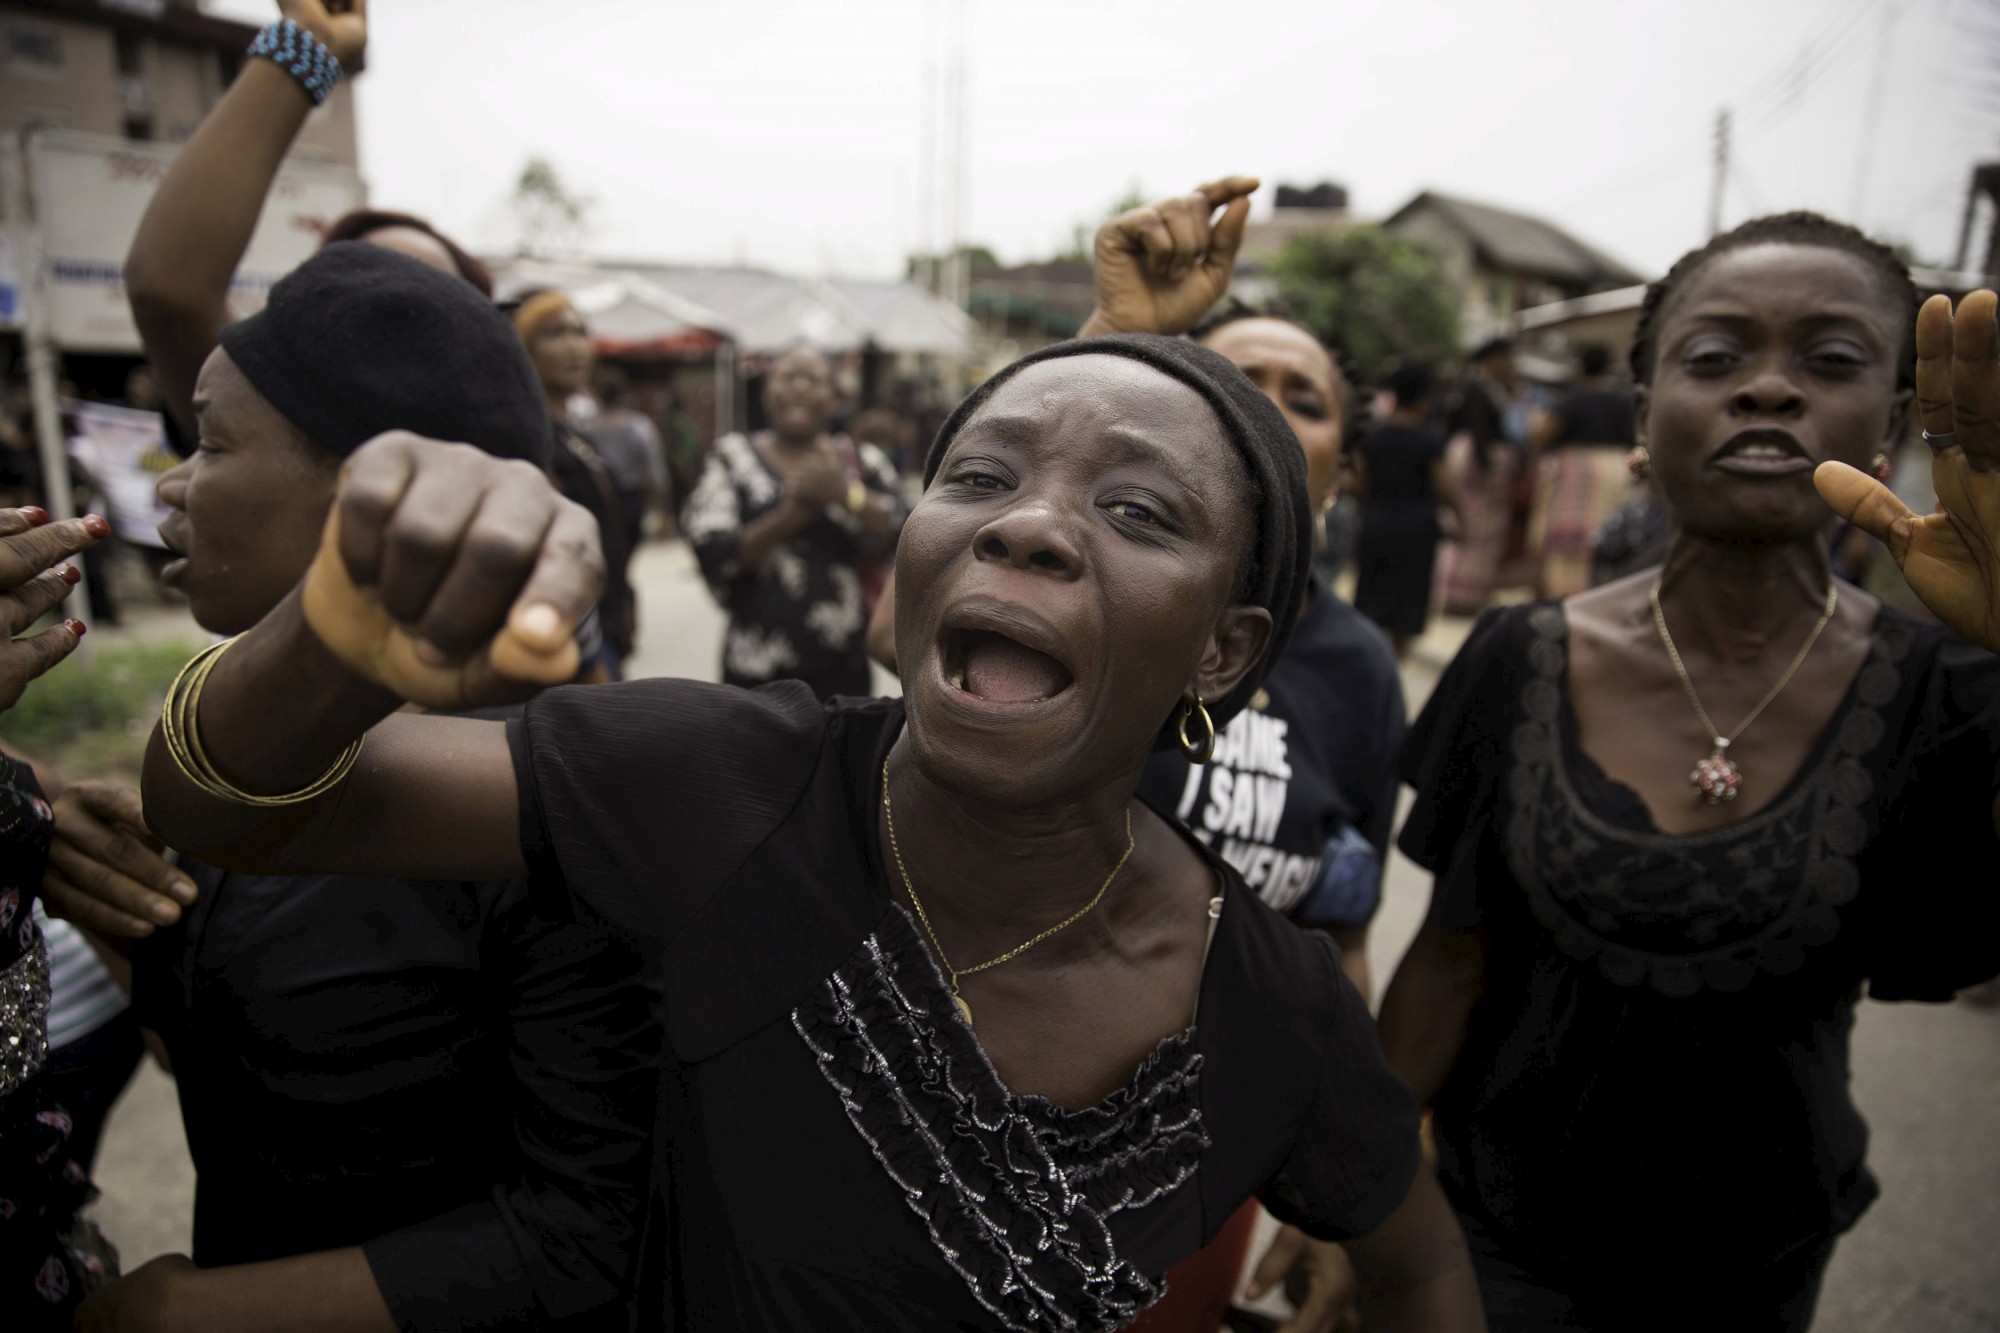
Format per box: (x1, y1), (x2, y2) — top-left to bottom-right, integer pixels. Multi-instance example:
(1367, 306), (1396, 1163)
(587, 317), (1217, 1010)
(2, 0), (356, 161)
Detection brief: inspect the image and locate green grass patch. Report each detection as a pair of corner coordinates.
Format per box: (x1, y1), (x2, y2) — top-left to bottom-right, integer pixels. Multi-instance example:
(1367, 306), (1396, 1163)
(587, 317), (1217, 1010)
(0, 638), (204, 779)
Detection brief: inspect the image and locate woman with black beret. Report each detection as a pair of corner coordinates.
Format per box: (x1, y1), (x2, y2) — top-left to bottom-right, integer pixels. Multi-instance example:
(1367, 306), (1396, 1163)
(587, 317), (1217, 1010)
(66, 245), (658, 1333)
(139, 329), (1486, 1329)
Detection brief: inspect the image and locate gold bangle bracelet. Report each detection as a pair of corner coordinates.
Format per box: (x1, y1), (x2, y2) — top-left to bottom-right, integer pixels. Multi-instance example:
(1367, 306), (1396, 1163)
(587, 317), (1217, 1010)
(160, 637), (364, 807)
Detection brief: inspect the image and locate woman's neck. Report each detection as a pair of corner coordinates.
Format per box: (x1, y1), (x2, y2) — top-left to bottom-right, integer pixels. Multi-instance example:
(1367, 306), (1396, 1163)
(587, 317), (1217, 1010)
(765, 426), (820, 452)
(1656, 528), (1833, 665)
(882, 736), (1140, 959)
(543, 390), (570, 424)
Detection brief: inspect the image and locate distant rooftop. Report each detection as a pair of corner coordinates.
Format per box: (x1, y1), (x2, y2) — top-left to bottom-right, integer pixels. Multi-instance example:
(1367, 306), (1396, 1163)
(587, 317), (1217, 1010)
(1386, 190), (1643, 288)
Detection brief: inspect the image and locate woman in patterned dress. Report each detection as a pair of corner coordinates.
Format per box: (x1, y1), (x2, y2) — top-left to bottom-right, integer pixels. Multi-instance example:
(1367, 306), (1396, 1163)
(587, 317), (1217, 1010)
(682, 345), (904, 697)
(0, 506), (114, 1329)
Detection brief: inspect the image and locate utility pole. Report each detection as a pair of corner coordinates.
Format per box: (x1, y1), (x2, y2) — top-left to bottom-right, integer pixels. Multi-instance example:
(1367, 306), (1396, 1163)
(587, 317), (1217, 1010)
(942, 0), (971, 310)
(1708, 108), (1730, 239)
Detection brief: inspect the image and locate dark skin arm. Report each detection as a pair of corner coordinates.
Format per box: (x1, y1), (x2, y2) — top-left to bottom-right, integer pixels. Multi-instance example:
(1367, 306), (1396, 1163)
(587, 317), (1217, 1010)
(1819, 289), (2000, 837)
(140, 434), (600, 878)
(1375, 916), (1486, 1108)
(75, 1251), (393, 1333)
(1342, 1169), (1485, 1331)
(123, 0), (366, 440)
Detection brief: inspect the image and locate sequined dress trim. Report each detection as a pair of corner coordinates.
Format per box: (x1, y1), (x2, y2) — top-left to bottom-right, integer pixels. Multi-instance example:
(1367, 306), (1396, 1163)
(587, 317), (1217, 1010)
(1505, 604), (1903, 996)
(0, 938), (50, 1099)
(791, 905), (1207, 1331)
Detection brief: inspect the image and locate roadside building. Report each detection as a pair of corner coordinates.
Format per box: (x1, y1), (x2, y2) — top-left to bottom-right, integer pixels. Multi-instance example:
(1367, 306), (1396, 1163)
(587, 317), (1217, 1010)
(1384, 189), (1641, 346)
(2, 0), (355, 163)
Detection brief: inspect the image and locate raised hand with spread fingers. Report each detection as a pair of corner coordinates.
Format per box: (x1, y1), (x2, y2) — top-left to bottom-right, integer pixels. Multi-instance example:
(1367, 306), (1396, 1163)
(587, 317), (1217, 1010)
(1817, 290), (2000, 654)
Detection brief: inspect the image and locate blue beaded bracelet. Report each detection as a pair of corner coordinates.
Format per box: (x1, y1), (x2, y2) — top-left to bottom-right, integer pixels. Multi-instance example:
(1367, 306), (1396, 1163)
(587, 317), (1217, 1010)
(246, 18), (343, 106)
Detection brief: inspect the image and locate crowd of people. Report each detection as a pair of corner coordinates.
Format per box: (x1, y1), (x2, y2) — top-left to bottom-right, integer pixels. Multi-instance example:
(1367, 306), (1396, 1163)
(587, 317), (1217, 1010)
(1, 3), (1997, 1332)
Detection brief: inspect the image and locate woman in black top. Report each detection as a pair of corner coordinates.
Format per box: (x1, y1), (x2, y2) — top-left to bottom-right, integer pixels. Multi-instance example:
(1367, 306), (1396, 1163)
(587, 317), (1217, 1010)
(1379, 213), (2000, 1332)
(1354, 364), (1452, 656)
(140, 332), (1484, 1331)
(0, 507), (110, 1330)
(65, 245), (658, 1333)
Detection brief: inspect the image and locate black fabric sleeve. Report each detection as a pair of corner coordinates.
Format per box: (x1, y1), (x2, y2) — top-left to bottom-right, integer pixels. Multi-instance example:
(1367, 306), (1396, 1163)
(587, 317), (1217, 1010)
(1867, 635), (2000, 1002)
(362, 896), (659, 1331)
(1257, 938), (1423, 1241)
(1396, 607), (1520, 932)
(504, 678), (829, 955)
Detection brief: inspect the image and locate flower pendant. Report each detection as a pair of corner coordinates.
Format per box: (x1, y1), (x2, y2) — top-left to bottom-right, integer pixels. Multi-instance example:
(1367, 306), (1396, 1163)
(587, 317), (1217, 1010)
(1689, 741), (1742, 805)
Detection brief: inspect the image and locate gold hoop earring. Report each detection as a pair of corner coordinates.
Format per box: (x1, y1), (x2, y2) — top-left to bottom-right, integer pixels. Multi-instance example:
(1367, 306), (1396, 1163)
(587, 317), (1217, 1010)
(1625, 445), (1652, 480)
(1177, 694), (1216, 764)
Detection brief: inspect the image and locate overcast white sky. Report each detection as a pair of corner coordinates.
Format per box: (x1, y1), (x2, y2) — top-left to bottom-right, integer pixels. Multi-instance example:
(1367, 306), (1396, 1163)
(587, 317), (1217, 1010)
(208, 0), (2000, 281)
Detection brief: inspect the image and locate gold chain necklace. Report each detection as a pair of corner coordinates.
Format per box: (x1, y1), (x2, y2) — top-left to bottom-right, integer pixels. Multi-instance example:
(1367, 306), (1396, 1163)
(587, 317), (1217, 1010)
(880, 758), (1134, 1024)
(1648, 579), (1838, 806)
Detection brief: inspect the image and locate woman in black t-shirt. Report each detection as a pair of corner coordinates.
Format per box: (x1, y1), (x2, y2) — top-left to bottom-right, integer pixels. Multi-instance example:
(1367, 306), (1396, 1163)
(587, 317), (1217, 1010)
(1379, 214), (2000, 1332)
(140, 329), (1485, 1331)
(1354, 363), (1452, 655)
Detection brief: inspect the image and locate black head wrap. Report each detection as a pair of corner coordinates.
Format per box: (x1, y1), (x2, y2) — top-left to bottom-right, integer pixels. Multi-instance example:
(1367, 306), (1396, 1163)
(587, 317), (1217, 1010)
(923, 333), (1310, 732)
(218, 242), (551, 469)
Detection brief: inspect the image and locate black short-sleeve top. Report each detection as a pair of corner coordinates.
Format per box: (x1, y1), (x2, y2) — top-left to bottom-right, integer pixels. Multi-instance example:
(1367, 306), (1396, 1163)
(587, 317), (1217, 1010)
(508, 682), (1421, 1331)
(1398, 601), (2000, 1277)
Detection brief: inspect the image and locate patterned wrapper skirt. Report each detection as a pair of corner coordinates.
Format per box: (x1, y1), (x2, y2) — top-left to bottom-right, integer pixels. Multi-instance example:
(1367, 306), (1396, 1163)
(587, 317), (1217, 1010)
(1530, 446), (1635, 599)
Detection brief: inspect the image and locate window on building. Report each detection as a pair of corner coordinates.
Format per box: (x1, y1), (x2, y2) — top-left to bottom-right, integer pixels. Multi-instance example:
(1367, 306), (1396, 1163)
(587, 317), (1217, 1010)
(123, 115), (155, 141)
(7, 26), (63, 70)
(115, 30), (144, 76)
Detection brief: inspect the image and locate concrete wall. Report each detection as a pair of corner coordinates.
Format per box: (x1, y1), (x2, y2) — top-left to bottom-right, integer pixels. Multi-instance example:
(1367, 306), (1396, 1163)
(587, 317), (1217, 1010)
(1, 10), (119, 134)
(0, 5), (358, 167)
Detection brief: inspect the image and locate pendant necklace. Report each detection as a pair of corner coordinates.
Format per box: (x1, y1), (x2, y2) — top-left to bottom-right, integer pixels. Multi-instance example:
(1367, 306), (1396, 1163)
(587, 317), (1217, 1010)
(881, 758), (1134, 1024)
(1649, 579), (1838, 806)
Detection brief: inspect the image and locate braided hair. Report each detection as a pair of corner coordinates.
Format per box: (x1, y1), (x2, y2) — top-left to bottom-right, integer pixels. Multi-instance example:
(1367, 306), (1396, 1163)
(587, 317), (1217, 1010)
(1629, 211), (1919, 391)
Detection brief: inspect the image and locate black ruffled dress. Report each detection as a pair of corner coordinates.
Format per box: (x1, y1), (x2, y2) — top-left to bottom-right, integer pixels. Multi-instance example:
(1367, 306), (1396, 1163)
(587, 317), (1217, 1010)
(508, 682), (1422, 1331)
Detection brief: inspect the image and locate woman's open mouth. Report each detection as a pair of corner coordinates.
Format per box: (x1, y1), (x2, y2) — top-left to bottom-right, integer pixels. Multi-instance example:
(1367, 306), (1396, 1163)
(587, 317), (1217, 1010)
(940, 627), (1075, 705)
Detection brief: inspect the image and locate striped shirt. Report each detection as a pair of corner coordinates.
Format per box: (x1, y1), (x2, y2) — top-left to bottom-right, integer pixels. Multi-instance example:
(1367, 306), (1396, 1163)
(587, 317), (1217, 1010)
(33, 903), (129, 1048)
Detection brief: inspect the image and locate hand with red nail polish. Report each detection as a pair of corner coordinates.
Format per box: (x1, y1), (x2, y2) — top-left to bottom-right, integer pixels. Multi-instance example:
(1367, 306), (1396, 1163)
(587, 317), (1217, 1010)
(0, 509), (105, 712)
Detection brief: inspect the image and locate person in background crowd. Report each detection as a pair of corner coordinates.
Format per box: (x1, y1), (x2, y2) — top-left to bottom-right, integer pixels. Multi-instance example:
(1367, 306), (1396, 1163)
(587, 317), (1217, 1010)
(683, 344), (904, 697)
(1354, 363), (1453, 657)
(1074, 178), (1414, 1333)
(1529, 342), (1638, 597)
(1380, 213), (2000, 1332)
(513, 292), (637, 674)
(587, 366), (669, 540)
(51, 244), (658, 1333)
(1437, 338), (1530, 615)
(0, 506), (112, 1330)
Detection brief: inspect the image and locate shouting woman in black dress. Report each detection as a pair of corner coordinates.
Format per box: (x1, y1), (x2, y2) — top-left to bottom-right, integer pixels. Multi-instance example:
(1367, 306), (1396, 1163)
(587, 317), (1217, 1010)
(1380, 214), (2000, 1331)
(139, 335), (1483, 1330)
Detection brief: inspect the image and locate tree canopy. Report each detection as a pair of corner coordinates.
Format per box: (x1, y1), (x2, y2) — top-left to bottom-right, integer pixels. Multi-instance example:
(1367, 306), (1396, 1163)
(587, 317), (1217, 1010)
(1266, 226), (1460, 378)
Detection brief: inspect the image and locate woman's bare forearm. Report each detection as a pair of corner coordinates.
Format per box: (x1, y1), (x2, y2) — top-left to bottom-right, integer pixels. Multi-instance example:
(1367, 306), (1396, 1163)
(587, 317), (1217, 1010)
(1348, 1170), (1485, 1331)
(1376, 918), (1485, 1108)
(125, 60), (316, 435)
(140, 589), (524, 879)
